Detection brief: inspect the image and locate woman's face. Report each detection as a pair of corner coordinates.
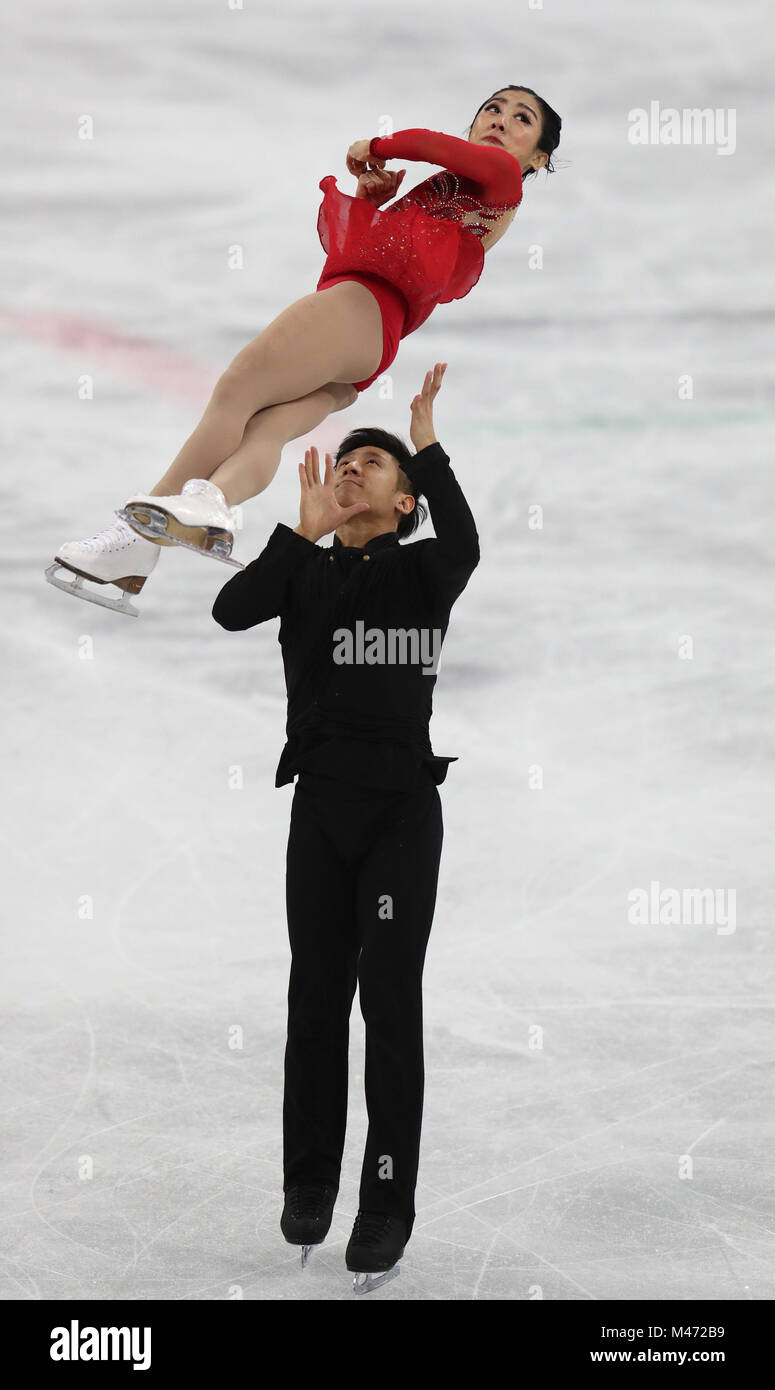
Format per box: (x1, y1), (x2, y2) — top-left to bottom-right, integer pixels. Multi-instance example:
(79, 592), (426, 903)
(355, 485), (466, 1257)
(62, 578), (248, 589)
(469, 90), (547, 174)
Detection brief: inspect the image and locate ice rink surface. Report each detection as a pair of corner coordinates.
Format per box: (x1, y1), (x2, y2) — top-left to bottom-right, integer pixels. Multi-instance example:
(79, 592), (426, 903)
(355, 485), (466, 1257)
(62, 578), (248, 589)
(2, 0), (774, 1300)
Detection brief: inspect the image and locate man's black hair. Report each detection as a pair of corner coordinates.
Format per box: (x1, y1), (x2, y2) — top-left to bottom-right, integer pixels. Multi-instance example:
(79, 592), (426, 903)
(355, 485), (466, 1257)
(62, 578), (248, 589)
(334, 429), (428, 540)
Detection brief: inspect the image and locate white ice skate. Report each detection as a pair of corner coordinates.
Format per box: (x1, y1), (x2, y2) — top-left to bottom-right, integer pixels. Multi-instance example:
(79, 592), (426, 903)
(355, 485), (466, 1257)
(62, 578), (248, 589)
(116, 478), (244, 569)
(45, 517), (160, 617)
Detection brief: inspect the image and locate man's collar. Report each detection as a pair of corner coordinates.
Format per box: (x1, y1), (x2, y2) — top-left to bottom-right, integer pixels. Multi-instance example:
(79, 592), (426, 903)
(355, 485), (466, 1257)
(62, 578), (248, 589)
(331, 530), (400, 557)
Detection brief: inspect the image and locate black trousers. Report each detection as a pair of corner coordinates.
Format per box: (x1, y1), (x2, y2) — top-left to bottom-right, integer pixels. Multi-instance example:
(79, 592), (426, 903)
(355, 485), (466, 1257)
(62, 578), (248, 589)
(283, 765), (443, 1238)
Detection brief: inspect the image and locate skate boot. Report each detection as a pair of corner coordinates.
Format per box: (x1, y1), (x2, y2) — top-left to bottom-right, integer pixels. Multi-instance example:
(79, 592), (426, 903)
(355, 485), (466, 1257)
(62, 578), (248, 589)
(117, 478), (243, 569)
(281, 1183), (338, 1269)
(45, 517), (160, 617)
(345, 1212), (406, 1294)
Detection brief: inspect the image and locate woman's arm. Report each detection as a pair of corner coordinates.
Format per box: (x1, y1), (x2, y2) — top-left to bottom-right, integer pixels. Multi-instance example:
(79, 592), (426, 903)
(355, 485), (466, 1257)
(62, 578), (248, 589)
(370, 128), (522, 204)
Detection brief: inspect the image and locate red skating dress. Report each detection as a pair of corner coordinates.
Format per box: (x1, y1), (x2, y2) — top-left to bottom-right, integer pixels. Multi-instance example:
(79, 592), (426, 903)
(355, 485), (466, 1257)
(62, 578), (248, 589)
(315, 128), (523, 391)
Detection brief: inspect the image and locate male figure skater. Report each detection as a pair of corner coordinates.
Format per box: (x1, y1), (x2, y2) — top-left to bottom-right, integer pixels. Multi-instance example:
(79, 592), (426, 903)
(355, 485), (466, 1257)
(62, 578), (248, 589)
(211, 363), (479, 1289)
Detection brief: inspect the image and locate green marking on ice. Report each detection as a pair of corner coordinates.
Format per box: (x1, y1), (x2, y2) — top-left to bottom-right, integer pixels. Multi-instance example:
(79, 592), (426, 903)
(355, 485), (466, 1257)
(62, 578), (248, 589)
(481, 409), (774, 436)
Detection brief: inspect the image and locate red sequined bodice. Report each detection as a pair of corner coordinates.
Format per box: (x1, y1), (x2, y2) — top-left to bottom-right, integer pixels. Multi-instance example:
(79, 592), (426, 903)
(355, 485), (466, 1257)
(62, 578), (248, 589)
(316, 128), (522, 337)
(394, 166), (517, 240)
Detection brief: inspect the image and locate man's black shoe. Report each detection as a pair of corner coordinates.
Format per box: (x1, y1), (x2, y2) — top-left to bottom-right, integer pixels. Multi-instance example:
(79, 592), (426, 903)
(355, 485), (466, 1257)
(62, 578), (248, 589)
(281, 1182), (337, 1249)
(345, 1210), (407, 1273)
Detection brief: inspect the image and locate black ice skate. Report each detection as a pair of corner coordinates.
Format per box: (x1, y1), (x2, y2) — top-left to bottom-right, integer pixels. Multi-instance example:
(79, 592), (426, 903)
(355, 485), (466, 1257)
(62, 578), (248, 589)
(280, 1183), (337, 1268)
(345, 1212), (406, 1294)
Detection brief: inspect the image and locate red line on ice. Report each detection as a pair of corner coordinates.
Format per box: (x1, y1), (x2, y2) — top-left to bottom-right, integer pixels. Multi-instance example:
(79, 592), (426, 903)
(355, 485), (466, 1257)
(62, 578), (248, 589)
(2, 310), (216, 404)
(3, 309), (348, 449)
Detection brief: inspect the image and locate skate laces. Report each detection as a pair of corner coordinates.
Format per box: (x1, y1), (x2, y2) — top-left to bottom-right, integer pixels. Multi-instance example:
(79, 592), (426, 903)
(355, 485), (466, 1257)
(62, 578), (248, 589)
(81, 519), (134, 552)
(287, 1183), (333, 1219)
(351, 1212), (394, 1245)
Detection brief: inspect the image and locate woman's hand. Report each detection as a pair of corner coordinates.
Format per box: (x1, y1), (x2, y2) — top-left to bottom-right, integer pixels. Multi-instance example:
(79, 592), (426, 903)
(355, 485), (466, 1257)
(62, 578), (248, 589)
(355, 167), (406, 205)
(410, 363), (447, 451)
(293, 447), (370, 543)
(346, 139), (385, 177)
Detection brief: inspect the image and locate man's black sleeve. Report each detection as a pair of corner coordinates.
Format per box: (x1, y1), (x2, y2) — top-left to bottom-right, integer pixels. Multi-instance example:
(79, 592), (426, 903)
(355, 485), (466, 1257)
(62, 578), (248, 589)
(402, 442), (480, 605)
(211, 523), (318, 630)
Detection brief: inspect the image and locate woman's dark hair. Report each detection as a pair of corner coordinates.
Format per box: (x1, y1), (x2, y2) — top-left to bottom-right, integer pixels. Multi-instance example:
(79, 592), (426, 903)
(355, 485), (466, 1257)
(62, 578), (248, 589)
(466, 84), (561, 179)
(333, 428), (428, 541)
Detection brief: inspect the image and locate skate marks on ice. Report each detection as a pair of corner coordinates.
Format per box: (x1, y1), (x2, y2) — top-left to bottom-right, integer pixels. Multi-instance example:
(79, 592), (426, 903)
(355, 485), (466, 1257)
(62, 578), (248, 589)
(410, 982), (774, 1301)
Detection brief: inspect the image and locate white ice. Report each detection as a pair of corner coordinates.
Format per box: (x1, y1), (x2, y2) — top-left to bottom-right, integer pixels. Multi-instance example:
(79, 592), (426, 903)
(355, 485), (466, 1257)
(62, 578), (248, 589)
(2, 0), (774, 1300)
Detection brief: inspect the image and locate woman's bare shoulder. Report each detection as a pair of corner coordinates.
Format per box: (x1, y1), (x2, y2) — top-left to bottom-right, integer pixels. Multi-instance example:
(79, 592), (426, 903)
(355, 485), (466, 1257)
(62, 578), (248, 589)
(481, 207), (518, 253)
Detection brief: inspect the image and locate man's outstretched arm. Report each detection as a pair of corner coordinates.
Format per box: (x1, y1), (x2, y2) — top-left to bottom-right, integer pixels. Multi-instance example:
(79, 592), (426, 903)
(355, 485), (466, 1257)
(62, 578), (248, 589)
(403, 364), (480, 606)
(211, 525), (317, 631)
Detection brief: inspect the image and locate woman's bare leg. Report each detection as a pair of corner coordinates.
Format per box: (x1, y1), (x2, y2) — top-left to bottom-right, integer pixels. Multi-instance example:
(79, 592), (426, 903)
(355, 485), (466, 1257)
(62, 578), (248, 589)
(208, 381), (358, 506)
(149, 283), (381, 495)
(150, 380), (356, 502)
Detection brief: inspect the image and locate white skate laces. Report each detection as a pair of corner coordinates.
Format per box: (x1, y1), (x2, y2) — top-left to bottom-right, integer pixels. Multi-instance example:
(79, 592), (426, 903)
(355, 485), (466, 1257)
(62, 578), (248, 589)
(79, 518), (140, 552)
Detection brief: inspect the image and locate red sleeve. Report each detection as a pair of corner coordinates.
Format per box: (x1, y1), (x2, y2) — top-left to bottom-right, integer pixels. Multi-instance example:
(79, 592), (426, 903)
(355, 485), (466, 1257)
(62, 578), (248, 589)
(370, 128), (522, 205)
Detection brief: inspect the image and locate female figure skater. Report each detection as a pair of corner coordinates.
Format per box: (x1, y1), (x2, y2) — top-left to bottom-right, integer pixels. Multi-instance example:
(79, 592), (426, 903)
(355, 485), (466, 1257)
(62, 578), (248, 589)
(46, 85), (560, 615)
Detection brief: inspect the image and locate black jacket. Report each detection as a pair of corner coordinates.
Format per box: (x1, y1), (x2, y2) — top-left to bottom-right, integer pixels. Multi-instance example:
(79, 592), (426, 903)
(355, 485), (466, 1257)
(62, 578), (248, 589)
(211, 442), (479, 789)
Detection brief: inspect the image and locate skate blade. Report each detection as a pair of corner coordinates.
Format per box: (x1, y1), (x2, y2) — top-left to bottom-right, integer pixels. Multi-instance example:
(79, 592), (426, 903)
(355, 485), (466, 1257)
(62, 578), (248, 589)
(45, 563), (140, 617)
(117, 506), (244, 570)
(352, 1264), (400, 1295)
(301, 1244), (312, 1269)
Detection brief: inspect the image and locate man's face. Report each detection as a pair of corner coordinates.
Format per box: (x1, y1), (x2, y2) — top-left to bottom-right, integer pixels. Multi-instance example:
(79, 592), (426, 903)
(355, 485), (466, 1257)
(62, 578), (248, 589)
(334, 446), (414, 529)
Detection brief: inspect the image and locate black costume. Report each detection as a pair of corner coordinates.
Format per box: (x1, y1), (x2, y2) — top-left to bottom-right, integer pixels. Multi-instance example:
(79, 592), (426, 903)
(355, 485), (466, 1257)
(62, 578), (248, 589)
(212, 442), (479, 1236)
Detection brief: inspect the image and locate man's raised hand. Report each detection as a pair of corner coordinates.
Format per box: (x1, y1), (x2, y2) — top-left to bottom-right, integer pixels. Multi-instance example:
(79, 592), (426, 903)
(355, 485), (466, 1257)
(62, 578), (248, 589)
(294, 447), (370, 543)
(409, 362), (447, 451)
